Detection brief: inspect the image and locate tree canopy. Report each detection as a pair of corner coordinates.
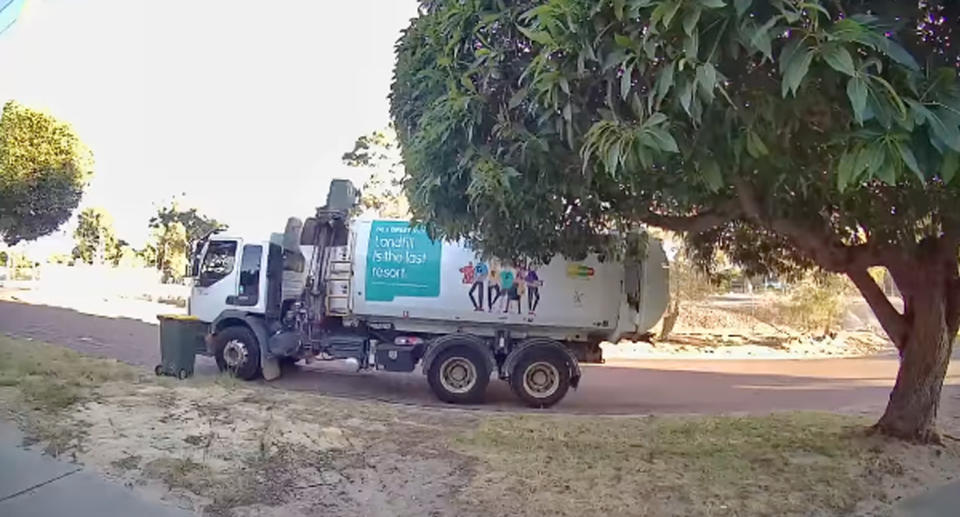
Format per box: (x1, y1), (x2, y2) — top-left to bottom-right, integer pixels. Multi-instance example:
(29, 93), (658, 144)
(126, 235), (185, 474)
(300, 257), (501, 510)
(0, 101), (92, 245)
(148, 201), (226, 282)
(392, 0), (960, 441)
(342, 127), (410, 218)
(72, 207), (128, 266)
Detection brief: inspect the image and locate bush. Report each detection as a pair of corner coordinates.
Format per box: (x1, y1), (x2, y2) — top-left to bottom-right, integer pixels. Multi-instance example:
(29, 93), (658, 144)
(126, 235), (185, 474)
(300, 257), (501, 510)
(775, 274), (852, 335)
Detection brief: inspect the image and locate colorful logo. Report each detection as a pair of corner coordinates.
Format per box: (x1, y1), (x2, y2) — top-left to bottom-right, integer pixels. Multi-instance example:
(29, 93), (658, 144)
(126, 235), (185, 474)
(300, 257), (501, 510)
(566, 264), (595, 278)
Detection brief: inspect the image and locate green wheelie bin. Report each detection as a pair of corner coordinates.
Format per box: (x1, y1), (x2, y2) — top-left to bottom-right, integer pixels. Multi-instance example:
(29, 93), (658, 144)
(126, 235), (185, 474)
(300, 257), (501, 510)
(156, 314), (208, 379)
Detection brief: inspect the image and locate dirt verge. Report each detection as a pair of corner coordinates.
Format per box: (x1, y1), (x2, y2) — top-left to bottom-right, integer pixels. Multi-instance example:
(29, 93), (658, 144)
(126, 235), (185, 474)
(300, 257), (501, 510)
(1, 336), (957, 516)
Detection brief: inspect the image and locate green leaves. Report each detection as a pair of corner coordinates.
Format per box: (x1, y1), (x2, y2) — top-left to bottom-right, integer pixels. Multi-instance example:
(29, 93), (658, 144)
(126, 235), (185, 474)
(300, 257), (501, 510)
(650, 0), (682, 29)
(701, 159), (723, 192)
(745, 130), (768, 158)
(696, 63), (717, 103)
(654, 60), (676, 106)
(392, 0), (960, 272)
(904, 100), (960, 152)
(0, 101), (92, 245)
(847, 77), (868, 125)
(517, 26), (554, 46)
(941, 151), (959, 184)
(683, 7), (702, 36)
(581, 114), (680, 177)
(821, 45), (856, 77)
(781, 47), (814, 98)
(895, 142), (923, 181)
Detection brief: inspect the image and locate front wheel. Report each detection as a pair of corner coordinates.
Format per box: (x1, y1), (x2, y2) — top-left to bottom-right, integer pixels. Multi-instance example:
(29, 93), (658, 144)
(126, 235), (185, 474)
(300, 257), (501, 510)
(427, 345), (490, 404)
(214, 326), (262, 380)
(509, 347), (571, 408)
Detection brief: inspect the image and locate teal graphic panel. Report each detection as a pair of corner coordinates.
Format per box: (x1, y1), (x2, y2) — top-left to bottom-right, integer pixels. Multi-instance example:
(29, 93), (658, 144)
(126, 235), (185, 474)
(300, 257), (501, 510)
(365, 221), (442, 301)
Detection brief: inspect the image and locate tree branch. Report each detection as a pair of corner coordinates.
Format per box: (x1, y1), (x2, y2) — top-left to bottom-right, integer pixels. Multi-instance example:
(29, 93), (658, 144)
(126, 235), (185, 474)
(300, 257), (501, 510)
(847, 268), (909, 351)
(732, 177), (902, 272)
(638, 202), (739, 234)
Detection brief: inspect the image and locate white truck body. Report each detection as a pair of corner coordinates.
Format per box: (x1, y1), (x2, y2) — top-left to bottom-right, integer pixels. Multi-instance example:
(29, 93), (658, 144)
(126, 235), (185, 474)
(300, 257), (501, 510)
(330, 219), (668, 344)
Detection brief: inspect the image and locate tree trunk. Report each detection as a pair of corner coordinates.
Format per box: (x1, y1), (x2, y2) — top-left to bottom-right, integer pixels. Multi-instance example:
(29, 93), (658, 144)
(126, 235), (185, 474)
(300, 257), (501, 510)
(659, 300), (680, 341)
(866, 264), (958, 443)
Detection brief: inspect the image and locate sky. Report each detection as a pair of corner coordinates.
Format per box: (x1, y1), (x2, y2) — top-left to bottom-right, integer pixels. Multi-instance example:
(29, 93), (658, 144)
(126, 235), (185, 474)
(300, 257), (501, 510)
(0, 0), (420, 257)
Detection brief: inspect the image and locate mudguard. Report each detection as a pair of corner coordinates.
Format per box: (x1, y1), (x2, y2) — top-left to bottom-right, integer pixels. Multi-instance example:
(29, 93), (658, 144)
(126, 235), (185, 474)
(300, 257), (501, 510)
(421, 334), (497, 378)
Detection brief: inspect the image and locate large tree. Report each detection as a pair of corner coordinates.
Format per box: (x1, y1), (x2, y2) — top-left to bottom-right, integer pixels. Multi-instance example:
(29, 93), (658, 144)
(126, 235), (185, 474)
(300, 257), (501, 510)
(392, 0), (960, 441)
(0, 101), (93, 245)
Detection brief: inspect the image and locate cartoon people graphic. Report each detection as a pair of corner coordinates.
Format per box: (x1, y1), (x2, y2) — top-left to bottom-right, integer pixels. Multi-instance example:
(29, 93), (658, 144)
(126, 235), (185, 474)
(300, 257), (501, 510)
(487, 260), (502, 311)
(503, 268), (524, 314)
(525, 268), (541, 314)
(498, 267), (516, 313)
(460, 258), (544, 317)
(471, 261), (488, 311)
(459, 262), (480, 310)
(458, 262), (475, 284)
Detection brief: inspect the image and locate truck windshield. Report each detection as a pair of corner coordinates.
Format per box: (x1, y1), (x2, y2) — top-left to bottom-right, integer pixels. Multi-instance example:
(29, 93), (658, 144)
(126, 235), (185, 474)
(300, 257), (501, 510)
(197, 240), (237, 287)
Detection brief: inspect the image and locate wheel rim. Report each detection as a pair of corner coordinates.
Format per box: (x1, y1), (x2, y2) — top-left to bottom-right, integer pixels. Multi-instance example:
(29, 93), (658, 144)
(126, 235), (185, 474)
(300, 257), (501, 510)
(522, 361), (560, 399)
(439, 357), (477, 394)
(222, 339), (249, 370)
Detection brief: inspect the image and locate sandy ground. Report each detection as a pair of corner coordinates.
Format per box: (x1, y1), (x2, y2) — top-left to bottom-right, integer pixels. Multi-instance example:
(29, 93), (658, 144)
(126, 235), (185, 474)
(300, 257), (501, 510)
(3, 375), (959, 517)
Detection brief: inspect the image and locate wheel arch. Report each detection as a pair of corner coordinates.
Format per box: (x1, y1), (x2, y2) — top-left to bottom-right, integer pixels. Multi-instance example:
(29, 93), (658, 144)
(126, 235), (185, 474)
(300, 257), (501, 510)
(212, 310), (279, 380)
(421, 333), (496, 377)
(504, 338), (581, 389)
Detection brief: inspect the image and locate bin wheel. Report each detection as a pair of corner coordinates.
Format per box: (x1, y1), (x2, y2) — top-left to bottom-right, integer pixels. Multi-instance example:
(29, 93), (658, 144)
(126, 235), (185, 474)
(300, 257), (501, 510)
(177, 369), (189, 380)
(155, 365), (164, 376)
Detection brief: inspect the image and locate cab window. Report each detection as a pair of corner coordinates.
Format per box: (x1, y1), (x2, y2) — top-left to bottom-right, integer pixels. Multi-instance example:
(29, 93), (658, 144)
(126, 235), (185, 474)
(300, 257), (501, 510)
(197, 240), (237, 287)
(238, 244), (263, 301)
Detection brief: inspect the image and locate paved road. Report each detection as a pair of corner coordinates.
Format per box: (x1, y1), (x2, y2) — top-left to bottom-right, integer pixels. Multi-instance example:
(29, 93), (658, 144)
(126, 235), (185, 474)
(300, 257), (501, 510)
(0, 421), (192, 517)
(2, 299), (959, 423)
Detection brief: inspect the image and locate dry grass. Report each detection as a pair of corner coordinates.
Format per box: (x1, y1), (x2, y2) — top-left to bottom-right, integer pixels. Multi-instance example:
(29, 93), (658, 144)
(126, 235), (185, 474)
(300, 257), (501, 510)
(453, 413), (893, 516)
(0, 334), (138, 411)
(2, 336), (957, 516)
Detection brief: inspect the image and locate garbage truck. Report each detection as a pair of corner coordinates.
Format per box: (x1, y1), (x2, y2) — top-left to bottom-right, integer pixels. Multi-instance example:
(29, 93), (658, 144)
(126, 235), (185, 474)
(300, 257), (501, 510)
(185, 179), (668, 407)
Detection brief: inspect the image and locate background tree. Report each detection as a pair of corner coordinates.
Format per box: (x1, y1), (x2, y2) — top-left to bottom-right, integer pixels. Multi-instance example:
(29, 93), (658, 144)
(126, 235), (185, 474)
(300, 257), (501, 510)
(71, 207), (126, 266)
(342, 126), (410, 218)
(392, 0), (960, 441)
(0, 101), (93, 245)
(152, 221), (188, 283)
(46, 253), (72, 266)
(148, 201), (225, 282)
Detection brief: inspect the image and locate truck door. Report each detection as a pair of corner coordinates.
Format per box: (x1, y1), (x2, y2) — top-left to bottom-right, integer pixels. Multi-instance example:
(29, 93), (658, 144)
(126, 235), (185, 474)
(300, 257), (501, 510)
(190, 239), (239, 322)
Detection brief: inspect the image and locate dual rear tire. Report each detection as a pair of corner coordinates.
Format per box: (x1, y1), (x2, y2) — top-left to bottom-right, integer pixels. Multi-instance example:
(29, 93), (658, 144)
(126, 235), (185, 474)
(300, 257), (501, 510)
(508, 346), (572, 408)
(426, 338), (572, 408)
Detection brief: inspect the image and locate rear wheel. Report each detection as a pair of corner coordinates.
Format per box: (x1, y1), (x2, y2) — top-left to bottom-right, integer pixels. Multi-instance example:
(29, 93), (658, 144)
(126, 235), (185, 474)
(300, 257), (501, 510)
(214, 326), (261, 380)
(427, 344), (490, 404)
(509, 346), (571, 408)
